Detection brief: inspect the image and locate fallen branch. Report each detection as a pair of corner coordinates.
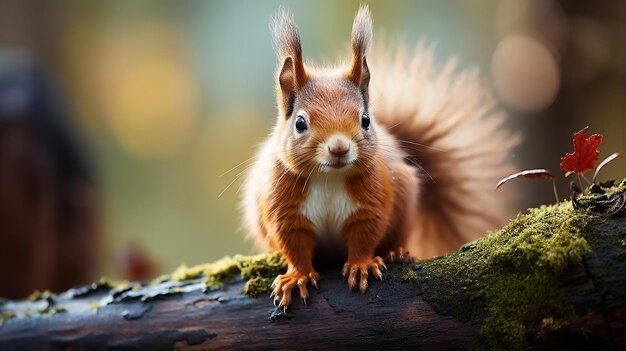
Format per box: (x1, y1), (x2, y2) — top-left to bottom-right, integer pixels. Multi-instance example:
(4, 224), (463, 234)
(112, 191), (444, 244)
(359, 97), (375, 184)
(1, 181), (625, 350)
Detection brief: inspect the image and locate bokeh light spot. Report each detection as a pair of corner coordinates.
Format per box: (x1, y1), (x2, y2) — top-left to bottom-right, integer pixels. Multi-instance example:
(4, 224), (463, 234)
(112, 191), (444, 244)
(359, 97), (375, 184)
(492, 34), (560, 113)
(92, 24), (199, 160)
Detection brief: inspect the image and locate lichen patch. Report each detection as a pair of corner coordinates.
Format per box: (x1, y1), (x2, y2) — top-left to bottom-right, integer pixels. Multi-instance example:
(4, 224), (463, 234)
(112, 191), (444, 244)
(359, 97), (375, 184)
(166, 253), (286, 296)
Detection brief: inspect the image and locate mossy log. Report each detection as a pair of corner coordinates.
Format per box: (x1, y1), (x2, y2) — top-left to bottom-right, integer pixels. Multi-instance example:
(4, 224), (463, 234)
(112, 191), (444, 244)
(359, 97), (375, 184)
(1, 182), (625, 350)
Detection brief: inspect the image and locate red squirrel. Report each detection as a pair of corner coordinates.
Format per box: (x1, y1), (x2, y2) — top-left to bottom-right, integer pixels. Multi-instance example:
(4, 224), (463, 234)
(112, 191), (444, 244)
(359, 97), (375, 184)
(242, 6), (518, 309)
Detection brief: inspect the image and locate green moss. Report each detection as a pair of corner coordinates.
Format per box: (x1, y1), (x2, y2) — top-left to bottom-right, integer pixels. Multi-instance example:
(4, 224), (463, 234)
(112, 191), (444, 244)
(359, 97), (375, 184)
(168, 252), (286, 296)
(380, 319), (394, 334)
(88, 301), (101, 310)
(170, 287), (184, 294)
(401, 180), (625, 350)
(40, 306), (66, 317)
(243, 277), (271, 297)
(602, 179), (626, 198)
(1, 305), (68, 324)
(483, 204), (592, 272)
(95, 277), (119, 289)
(13, 252), (284, 322)
(237, 253), (287, 296)
(171, 256), (239, 289)
(0, 311), (15, 325)
(237, 253), (286, 280)
(98, 277), (132, 294)
(170, 256), (240, 289)
(17, 252), (285, 313)
(26, 290), (53, 302)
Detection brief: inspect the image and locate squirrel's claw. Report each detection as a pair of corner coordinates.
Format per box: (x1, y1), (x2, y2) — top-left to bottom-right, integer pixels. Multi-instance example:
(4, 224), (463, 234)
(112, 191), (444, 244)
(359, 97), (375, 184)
(309, 272), (320, 288)
(271, 271), (319, 310)
(385, 247), (414, 265)
(297, 278), (309, 302)
(342, 256), (386, 293)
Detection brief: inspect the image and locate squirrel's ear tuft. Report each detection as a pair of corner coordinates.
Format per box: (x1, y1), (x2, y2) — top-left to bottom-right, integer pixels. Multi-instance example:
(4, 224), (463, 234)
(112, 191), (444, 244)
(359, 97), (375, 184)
(350, 5), (373, 61)
(271, 8), (307, 90)
(271, 8), (307, 118)
(347, 5), (372, 104)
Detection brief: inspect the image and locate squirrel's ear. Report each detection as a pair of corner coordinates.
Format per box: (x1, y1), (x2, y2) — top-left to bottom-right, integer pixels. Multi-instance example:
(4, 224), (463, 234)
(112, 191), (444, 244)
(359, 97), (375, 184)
(278, 57), (297, 117)
(360, 57), (370, 106)
(272, 9), (307, 117)
(347, 5), (372, 105)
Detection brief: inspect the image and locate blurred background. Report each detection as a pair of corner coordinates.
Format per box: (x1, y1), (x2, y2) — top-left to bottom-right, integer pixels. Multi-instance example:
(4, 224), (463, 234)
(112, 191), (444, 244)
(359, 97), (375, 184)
(0, 0), (623, 298)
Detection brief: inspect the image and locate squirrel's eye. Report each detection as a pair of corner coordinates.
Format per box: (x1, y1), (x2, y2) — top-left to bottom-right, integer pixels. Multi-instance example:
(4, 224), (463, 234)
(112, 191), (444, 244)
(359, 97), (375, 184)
(295, 116), (308, 133)
(361, 113), (370, 130)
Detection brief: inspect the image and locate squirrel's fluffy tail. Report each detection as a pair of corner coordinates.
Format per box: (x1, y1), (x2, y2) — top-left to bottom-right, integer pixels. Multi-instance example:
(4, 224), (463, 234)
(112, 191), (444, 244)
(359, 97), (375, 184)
(369, 44), (520, 258)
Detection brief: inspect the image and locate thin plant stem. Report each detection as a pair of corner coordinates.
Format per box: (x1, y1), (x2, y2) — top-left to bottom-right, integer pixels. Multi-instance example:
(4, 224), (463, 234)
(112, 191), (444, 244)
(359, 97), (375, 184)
(577, 174), (584, 194)
(552, 179), (560, 203)
(581, 174), (592, 186)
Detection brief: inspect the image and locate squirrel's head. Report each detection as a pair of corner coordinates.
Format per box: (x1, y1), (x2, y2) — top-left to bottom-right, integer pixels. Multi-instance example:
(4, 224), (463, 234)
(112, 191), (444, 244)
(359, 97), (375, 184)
(271, 6), (376, 175)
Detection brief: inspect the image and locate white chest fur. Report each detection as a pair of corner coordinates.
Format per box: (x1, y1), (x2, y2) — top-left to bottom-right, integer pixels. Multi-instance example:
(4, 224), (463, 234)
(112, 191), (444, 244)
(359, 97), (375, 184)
(300, 174), (358, 241)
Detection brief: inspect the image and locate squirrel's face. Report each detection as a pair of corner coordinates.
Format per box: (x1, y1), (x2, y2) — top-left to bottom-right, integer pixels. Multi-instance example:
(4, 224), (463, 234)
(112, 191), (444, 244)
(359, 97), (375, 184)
(276, 75), (377, 174)
(271, 7), (374, 175)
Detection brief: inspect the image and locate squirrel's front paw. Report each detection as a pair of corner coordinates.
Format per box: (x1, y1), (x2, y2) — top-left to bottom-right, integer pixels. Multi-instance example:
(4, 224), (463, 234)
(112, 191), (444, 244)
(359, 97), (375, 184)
(342, 256), (387, 292)
(271, 271), (320, 310)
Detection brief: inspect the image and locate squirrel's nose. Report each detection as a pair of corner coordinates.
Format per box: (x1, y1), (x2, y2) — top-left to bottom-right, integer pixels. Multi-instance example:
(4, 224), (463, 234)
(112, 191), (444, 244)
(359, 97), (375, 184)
(328, 145), (349, 157)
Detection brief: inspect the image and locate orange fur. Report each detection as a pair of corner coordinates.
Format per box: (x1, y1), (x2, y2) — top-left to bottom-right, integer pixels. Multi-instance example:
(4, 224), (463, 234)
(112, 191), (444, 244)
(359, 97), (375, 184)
(260, 160), (316, 274)
(242, 6), (518, 310)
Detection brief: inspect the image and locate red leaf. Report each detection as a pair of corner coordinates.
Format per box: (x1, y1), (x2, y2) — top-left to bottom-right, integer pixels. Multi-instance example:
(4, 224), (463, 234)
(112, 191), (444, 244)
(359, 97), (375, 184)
(559, 127), (602, 175)
(496, 169), (554, 189)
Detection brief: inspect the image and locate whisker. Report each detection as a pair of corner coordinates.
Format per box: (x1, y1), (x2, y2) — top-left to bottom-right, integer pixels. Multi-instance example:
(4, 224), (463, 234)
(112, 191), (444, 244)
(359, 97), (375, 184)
(302, 166), (316, 193)
(219, 147), (294, 178)
(273, 166), (292, 193)
(219, 155), (258, 177)
(219, 171), (247, 198)
(291, 170), (304, 195)
(223, 160), (284, 198)
(397, 140), (447, 152)
(386, 122), (402, 130)
(368, 94), (381, 108)
(219, 149), (292, 198)
(310, 136), (325, 146)
(373, 142), (435, 182)
(406, 157), (436, 184)
(375, 142), (438, 155)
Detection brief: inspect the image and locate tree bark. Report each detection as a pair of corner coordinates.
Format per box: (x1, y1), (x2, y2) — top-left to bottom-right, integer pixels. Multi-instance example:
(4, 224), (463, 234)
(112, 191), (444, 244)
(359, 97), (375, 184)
(1, 195), (625, 350)
(0, 265), (484, 350)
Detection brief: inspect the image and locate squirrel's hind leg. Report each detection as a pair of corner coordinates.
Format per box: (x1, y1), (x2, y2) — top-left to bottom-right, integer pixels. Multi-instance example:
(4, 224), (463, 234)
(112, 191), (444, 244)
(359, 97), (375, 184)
(378, 161), (419, 265)
(384, 247), (414, 264)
